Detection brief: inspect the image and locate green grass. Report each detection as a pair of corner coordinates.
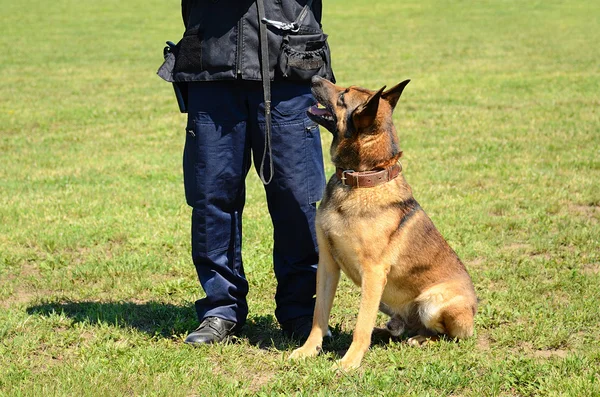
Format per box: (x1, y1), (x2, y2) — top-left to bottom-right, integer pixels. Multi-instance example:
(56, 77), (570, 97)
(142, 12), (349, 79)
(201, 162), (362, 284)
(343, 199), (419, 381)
(1, 0), (599, 395)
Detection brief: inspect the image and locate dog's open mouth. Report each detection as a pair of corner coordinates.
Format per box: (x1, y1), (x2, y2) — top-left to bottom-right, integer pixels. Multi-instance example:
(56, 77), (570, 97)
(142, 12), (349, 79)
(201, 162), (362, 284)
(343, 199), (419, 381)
(307, 104), (336, 132)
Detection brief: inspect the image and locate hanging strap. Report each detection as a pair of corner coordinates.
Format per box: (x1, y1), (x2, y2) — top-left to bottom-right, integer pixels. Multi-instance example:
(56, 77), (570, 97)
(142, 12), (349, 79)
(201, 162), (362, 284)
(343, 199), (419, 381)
(256, 0), (315, 185)
(256, 0), (273, 185)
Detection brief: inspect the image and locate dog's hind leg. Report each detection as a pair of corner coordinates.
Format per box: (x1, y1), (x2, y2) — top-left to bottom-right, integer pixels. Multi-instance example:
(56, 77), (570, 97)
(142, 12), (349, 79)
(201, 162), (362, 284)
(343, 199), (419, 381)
(408, 293), (475, 346)
(440, 302), (475, 340)
(290, 227), (340, 361)
(336, 265), (389, 370)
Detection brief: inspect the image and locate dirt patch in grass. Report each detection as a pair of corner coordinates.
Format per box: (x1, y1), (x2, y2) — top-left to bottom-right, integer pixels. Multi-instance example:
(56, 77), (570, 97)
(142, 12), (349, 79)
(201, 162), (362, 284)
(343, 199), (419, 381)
(466, 257), (486, 269)
(532, 349), (569, 359)
(208, 349), (275, 393)
(544, 290), (571, 306)
(0, 261), (46, 308)
(1, 290), (37, 309)
(477, 335), (492, 351)
(581, 263), (600, 275)
(529, 251), (552, 260)
(517, 342), (570, 359)
(20, 261), (41, 277)
(502, 243), (551, 261)
(504, 242), (531, 252)
(65, 246), (96, 266)
(568, 204), (600, 223)
(247, 371), (275, 393)
(31, 355), (65, 375)
(479, 278), (510, 293)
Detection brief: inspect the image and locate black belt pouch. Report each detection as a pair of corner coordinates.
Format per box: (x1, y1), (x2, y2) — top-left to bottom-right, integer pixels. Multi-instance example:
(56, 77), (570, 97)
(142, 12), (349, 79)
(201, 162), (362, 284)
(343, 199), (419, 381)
(158, 41), (189, 113)
(277, 32), (335, 83)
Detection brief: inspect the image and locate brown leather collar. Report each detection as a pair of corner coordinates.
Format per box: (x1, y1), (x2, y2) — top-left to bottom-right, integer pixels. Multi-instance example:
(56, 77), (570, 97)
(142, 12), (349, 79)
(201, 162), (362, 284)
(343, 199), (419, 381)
(335, 163), (402, 188)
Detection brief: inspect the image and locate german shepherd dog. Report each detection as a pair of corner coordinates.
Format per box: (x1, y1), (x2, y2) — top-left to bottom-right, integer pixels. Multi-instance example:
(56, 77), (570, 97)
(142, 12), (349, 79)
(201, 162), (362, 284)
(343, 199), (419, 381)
(289, 76), (477, 370)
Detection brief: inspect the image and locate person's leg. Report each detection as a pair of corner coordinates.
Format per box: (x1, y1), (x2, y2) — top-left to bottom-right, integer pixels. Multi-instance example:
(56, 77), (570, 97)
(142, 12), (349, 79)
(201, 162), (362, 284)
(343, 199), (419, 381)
(248, 81), (326, 328)
(184, 81), (252, 330)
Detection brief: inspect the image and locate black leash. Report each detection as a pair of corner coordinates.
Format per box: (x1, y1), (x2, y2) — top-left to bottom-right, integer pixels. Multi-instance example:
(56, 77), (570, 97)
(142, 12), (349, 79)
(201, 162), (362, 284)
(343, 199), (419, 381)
(256, 0), (274, 185)
(256, 0), (314, 185)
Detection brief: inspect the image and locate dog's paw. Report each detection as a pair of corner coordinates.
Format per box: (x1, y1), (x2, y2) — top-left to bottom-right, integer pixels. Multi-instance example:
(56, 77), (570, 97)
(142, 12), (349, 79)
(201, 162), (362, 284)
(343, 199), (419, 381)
(407, 335), (440, 347)
(289, 344), (321, 361)
(332, 356), (362, 371)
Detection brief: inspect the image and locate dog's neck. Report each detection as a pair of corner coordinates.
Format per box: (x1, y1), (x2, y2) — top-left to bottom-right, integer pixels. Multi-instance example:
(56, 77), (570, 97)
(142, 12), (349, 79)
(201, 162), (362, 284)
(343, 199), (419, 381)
(334, 149), (403, 172)
(332, 123), (403, 172)
(335, 162), (402, 188)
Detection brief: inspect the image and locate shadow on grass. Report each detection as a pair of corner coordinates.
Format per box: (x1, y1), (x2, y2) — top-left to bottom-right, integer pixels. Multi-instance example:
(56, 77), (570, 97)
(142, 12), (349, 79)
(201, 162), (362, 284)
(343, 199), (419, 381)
(26, 300), (198, 338)
(25, 301), (355, 351)
(240, 315), (353, 352)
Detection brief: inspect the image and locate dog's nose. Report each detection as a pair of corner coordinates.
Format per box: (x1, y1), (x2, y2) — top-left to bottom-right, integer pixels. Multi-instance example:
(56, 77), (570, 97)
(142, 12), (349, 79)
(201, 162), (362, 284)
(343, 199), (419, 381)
(311, 75), (323, 85)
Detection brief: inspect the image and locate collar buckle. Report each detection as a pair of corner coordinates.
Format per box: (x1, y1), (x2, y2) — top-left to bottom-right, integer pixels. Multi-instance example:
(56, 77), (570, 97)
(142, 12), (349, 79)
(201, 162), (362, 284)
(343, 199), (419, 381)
(340, 169), (355, 186)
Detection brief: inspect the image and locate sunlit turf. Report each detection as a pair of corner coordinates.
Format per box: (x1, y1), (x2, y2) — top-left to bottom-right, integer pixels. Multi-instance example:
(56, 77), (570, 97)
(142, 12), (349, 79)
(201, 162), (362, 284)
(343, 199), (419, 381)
(1, 0), (599, 395)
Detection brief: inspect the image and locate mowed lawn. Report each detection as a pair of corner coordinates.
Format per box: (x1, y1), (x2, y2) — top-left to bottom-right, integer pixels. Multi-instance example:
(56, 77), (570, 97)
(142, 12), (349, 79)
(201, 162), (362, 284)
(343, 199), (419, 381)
(1, 0), (599, 395)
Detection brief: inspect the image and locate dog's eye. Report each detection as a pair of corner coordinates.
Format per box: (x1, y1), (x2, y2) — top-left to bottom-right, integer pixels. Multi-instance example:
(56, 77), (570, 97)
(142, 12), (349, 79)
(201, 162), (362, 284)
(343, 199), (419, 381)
(338, 92), (346, 105)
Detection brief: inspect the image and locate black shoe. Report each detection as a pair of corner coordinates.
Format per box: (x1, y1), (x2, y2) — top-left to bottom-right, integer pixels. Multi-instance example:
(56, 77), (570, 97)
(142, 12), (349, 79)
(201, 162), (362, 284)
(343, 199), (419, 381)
(184, 317), (237, 345)
(281, 316), (332, 341)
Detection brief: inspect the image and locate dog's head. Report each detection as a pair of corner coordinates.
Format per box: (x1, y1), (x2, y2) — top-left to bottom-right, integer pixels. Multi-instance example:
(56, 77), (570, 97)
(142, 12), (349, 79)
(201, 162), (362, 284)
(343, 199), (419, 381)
(308, 76), (410, 171)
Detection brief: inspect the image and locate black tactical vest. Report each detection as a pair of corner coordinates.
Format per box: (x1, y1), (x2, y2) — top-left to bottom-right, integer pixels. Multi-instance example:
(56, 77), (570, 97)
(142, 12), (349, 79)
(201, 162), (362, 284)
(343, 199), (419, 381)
(158, 0), (325, 83)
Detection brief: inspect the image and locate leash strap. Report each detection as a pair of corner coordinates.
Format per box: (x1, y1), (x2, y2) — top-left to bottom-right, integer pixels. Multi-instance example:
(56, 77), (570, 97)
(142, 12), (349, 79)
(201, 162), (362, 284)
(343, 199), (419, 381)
(256, 0), (315, 185)
(257, 0), (273, 185)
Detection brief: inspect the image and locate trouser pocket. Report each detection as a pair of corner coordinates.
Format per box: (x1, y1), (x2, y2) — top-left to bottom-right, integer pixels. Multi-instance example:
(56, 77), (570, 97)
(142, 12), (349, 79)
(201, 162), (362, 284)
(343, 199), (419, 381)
(183, 117), (248, 208)
(253, 116), (325, 207)
(183, 116), (250, 255)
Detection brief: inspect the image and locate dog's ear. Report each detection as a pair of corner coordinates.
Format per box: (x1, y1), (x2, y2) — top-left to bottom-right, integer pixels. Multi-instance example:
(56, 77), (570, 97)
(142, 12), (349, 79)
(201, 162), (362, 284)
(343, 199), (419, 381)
(382, 79), (410, 110)
(352, 86), (386, 132)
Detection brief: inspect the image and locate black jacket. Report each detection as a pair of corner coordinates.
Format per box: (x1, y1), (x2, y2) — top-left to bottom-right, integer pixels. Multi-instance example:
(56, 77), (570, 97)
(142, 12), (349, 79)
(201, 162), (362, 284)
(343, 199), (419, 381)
(158, 0), (325, 82)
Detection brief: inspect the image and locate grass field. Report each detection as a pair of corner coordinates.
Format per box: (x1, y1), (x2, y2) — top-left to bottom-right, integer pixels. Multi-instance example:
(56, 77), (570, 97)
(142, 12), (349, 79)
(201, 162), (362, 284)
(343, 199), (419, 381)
(1, 0), (599, 395)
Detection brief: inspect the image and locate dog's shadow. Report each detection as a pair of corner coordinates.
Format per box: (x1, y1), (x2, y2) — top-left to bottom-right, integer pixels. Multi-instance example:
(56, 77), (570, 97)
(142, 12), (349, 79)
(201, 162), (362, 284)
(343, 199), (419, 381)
(25, 300), (356, 351)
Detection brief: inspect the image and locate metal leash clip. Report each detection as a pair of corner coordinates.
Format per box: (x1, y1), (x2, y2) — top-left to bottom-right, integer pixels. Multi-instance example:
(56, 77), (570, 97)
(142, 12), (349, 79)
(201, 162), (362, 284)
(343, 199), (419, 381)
(261, 18), (300, 32)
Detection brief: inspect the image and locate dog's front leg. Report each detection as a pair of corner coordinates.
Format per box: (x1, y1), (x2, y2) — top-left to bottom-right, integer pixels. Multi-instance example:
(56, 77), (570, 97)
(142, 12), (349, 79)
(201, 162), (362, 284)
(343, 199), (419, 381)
(289, 228), (340, 361)
(335, 266), (388, 370)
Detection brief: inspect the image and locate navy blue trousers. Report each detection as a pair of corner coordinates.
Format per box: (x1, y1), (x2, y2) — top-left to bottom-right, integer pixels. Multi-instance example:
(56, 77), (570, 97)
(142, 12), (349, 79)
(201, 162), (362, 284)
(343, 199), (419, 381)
(184, 80), (326, 327)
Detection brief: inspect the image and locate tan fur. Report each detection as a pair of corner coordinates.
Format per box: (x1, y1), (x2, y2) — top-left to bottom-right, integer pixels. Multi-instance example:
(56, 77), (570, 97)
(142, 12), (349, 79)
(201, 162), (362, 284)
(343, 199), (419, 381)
(289, 77), (477, 370)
